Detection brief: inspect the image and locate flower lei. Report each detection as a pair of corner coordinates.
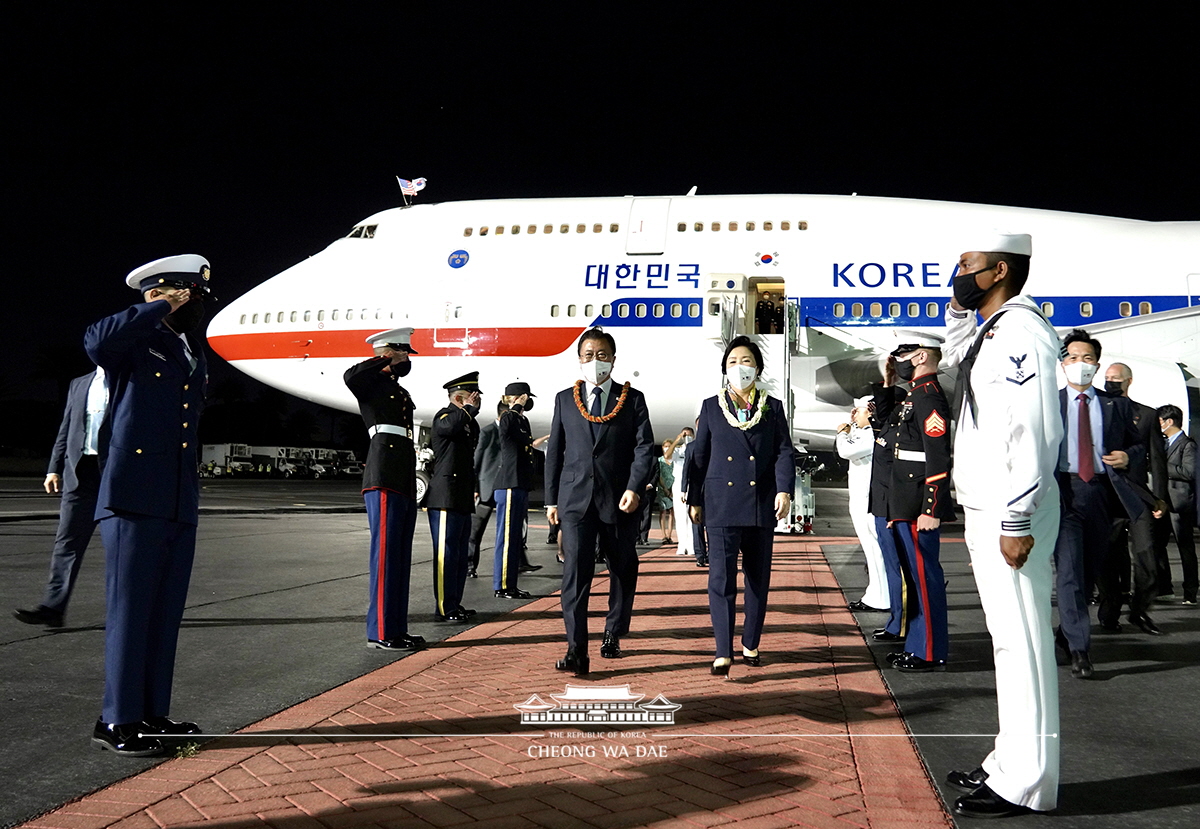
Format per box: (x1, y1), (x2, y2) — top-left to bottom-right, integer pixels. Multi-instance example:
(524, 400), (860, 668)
(718, 386), (769, 431)
(573, 380), (631, 423)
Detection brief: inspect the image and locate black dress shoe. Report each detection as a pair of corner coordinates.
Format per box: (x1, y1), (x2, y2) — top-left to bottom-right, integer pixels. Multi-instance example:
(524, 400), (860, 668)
(741, 652), (762, 667)
(1099, 619), (1122, 633)
(953, 783), (1031, 818)
(946, 766), (989, 793)
(460, 607), (477, 617)
(495, 588), (533, 599)
(13, 606), (64, 627)
(872, 630), (903, 642)
(1070, 650), (1093, 678)
(696, 557), (708, 567)
(892, 652), (946, 672)
(519, 563), (543, 573)
(140, 716), (202, 737)
(466, 567), (477, 579)
(92, 720), (165, 757)
(1129, 612), (1163, 635)
(600, 631), (622, 659)
(884, 651), (905, 666)
(368, 633), (426, 650)
(438, 608), (469, 622)
(848, 600), (887, 612)
(555, 651), (590, 676)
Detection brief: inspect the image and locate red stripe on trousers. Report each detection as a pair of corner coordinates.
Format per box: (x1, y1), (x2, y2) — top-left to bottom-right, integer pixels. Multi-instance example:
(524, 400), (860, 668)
(910, 522), (934, 661)
(378, 490), (388, 640)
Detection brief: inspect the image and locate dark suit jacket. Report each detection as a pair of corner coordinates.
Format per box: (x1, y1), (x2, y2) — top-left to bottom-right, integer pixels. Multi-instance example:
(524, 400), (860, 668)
(49, 371), (97, 493)
(474, 420), (501, 499)
(1128, 398), (1168, 506)
(1057, 387), (1148, 520)
(687, 392), (796, 528)
(85, 300), (207, 525)
(544, 381), (655, 522)
(1164, 432), (1196, 512)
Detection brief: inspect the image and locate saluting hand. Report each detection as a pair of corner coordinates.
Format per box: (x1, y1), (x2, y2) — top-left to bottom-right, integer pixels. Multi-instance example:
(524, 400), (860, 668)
(1000, 534), (1034, 569)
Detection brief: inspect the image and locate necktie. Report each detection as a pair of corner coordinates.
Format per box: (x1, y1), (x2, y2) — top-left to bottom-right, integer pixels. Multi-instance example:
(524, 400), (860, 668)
(1077, 393), (1094, 482)
(591, 387), (603, 442)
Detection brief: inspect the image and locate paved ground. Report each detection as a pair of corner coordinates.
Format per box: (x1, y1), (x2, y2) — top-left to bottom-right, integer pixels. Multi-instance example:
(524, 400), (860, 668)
(3, 479), (1199, 828)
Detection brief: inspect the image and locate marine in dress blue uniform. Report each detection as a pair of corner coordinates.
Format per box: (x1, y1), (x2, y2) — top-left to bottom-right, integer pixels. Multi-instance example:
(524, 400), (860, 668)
(427, 372), (482, 622)
(874, 332), (955, 672)
(867, 389), (917, 643)
(688, 336), (796, 676)
(493, 382), (537, 599)
(85, 254), (211, 757)
(344, 327), (426, 652)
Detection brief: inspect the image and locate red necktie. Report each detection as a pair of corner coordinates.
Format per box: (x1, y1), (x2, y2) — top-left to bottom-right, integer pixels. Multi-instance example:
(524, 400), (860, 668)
(1077, 393), (1094, 483)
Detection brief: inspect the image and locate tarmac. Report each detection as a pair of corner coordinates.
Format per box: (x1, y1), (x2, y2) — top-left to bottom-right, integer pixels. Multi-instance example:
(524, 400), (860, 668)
(2, 477), (1198, 828)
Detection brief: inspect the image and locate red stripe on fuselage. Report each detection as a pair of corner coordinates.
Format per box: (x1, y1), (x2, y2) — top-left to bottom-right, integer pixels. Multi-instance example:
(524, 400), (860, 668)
(208, 327), (586, 362)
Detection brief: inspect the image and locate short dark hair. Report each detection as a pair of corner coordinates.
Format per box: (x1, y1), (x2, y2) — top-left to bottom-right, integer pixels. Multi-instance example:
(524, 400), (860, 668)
(496, 400), (510, 416)
(721, 335), (764, 376)
(1063, 328), (1102, 361)
(1157, 404), (1183, 427)
(577, 327), (616, 357)
(985, 252), (1032, 293)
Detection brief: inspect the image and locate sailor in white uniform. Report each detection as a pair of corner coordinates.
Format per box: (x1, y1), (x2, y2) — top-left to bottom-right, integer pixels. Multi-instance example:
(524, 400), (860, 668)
(836, 397), (889, 611)
(939, 232), (1064, 819)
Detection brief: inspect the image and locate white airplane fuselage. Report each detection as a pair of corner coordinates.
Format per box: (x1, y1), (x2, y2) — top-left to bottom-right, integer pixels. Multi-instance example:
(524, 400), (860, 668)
(207, 194), (1200, 448)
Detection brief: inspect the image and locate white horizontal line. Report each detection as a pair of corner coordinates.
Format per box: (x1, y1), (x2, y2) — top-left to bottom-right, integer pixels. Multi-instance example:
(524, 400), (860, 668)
(145, 731), (1058, 740)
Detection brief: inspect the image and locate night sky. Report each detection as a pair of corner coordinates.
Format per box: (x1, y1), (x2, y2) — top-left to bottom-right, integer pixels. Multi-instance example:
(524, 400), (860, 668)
(4, 7), (1198, 452)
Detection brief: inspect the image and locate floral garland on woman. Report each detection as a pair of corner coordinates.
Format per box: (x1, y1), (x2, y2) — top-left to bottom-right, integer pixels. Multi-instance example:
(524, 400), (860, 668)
(573, 380), (632, 423)
(718, 386), (770, 431)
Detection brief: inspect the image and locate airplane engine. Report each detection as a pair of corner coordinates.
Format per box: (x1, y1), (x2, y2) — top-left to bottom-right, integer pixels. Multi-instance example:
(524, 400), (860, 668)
(813, 353), (885, 407)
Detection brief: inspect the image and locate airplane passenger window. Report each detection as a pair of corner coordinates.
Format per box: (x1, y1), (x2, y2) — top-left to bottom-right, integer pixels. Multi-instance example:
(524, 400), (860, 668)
(544, 225), (553, 234)
(480, 227), (489, 236)
(729, 221), (738, 231)
(889, 303), (900, 317)
(362, 308), (369, 319)
(670, 303), (682, 318)
(560, 224), (569, 234)
(852, 302), (864, 317)
(318, 311), (325, 321)
(601, 304), (611, 316)
(609, 223), (619, 232)
(1140, 301), (1151, 314)
(568, 304), (577, 317)
(594, 224), (603, 233)
(635, 303), (647, 318)
(798, 221), (809, 230)
(551, 305), (560, 317)
(375, 309), (382, 319)
(711, 222), (720, 232)
(764, 221), (773, 231)
(585, 304), (594, 316)
(463, 228), (473, 237)
(577, 224), (586, 233)
(332, 310), (339, 321)
(304, 311), (311, 322)
(1042, 302), (1054, 317)
(1080, 302), (1093, 317)
(495, 225), (504, 235)
(908, 303), (919, 317)
(512, 225), (520, 234)
(709, 300), (720, 316)
(290, 311), (297, 323)
(870, 302), (882, 317)
(688, 302), (700, 317)
(239, 314), (246, 325)
(618, 304), (630, 318)
(746, 221), (756, 231)
(251, 314), (258, 324)
(1120, 301), (1132, 317)
(528, 225), (537, 234)
(652, 303), (664, 318)
(277, 312), (284, 323)
(926, 302), (938, 317)
(346, 309), (354, 320)
(834, 303), (845, 317)
(677, 222), (686, 232)
(781, 221), (791, 231)
(262, 309), (270, 322)
(694, 222), (703, 232)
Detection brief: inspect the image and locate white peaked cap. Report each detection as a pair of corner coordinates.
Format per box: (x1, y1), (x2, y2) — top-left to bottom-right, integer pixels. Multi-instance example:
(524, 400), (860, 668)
(125, 254), (210, 290)
(891, 328), (946, 353)
(959, 232), (1032, 257)
(366, 327), (418, 352)
(853, 395), (872, 408)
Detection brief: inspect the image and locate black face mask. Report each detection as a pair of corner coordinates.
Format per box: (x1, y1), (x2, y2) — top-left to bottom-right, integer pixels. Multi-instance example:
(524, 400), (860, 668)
(394, 360), (412, 377)
(164, 300), (206, 334)
(893, 358), (916, 383)
(1104, 380), (1127, 395)
(951, 265), (996, 311)
(521, 398), (534, 412)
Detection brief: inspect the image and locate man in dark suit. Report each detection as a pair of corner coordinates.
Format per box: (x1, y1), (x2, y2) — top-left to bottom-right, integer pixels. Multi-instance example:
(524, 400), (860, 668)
(1101, 363), (1168, 634)
(544, 328), (655, 675)
(427, 372), (481, 622)
(13, 369), (106, 627)
(84, 254), (211, 756)
(1158, 404), (1198, 605)
(1053, 329), (1144, 679)
(467, 402), (505, 578)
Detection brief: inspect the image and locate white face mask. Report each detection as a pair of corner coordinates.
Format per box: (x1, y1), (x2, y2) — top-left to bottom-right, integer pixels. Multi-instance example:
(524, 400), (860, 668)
(581, 359), (612, 386)
(1064, 361), (1098, 387)
(726, 364), (757, 391)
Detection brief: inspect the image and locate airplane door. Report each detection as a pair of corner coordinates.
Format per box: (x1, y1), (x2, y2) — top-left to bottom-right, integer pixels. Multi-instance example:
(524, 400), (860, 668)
(625, 198), (671, 255)
(1189, 273), (1200, 306)
(435, 301), (469, 347)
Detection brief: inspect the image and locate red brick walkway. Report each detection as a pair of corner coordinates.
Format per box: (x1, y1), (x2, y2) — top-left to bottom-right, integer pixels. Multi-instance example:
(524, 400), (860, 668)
(20, 537), (952, 829)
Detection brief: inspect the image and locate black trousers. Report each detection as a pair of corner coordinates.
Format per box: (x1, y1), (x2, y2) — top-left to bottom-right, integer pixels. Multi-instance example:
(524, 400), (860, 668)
(1103, 509), (1157, 621)
(560, 504), (640, 654)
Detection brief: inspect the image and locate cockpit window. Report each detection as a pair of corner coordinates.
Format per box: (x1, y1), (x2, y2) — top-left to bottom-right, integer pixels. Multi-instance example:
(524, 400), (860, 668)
(346, 225), (377, 239)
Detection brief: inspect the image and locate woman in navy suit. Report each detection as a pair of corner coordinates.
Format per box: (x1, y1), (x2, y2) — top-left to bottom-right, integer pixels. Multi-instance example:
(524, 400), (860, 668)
(688, 336), (796, 676)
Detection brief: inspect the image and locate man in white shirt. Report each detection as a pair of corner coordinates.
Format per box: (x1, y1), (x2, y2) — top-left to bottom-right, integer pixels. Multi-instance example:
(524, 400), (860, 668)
(835, 397), (888, 612)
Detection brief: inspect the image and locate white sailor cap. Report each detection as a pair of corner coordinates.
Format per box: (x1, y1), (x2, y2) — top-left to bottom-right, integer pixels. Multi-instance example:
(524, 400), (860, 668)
(959, 233), (1032, 257)
(852, 395), (872, 408)
(890, 328), (945, 357)
(126, 254), (212, 292)
(366, 327), (419, 354)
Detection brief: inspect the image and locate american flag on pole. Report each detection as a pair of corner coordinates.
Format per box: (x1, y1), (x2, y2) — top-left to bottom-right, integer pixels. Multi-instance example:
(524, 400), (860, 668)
(396, 176), (427, 196)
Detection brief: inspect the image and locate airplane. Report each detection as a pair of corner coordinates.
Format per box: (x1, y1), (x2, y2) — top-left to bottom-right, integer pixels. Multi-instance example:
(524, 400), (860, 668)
(206, 192), (1200, 486)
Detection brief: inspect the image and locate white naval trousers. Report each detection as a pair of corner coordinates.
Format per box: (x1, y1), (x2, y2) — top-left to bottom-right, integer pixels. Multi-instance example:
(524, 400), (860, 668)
(965, 504), (1060, 812)
(848, 481), (888, 608)
(673, 487), (694, 556)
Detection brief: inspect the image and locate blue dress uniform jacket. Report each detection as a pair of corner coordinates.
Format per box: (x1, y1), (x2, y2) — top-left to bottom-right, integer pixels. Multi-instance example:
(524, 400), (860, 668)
(426, 404), (479, 514)
(686, 392), (796, 528)
(86, 301), (206, 524)
(344, 356), (416, 497)
(876, 376), (955, 522)
(493, 406), (536, 492)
